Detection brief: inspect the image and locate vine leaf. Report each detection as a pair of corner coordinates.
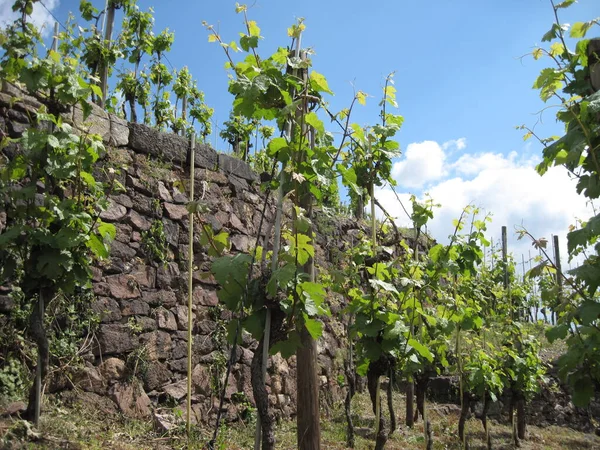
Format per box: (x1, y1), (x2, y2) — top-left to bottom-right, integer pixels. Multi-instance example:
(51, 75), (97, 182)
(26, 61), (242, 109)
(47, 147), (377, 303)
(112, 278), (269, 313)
(408, 338), (434, 363)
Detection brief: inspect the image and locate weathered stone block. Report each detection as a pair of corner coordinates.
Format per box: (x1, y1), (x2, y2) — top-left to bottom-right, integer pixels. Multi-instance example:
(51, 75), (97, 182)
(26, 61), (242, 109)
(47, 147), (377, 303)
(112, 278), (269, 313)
(129, 122), (187, 165)
(140, 330), (172, 361)
(73, 102), (111, 142)
(99, 358), (126, 383)
(96, 324), (137, 355)
(120, 299), (150, 316)
(109, 381), (152, 419)
(164, 202), (188, 221)
(109, 114), (129, 147)
(218, 153), (258, 182)
(142, 289), (177, 308)
(143, 361), (172, 391)
(126, 209), (151, 231)
(109, 240), (137, 260)
(192, 365), (212, 396)
(105, 274), (141, 299)
(156, 307), (177, 331)
(100, 199), (127, 221)
(192, 287), (218, 306)
(92, 297), (122, 323)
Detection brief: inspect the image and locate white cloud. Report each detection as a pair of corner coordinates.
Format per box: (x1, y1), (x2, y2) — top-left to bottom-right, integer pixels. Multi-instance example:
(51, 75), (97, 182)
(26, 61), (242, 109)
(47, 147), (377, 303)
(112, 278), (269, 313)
(0, 0), (60, 36)
(392, 140), (446, 188)
(375, 143), (593, 266)
(442, 137), (467, 151)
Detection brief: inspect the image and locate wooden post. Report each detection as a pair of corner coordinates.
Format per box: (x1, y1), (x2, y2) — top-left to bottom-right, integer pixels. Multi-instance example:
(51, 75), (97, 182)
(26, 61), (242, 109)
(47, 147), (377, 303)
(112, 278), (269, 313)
(186, 134), (196, 439)
(295, 45), (321, 447)
(33, 291), (44, 426)
(502, 226), (512, 319)
(52, 22), (59, 52)
(100, 0), (116, 108)
(553, 235), (563, 326)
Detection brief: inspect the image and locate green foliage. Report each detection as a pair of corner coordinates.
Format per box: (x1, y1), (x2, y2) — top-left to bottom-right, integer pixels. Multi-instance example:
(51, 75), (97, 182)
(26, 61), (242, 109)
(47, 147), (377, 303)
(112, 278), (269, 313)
(0, 1), (115, 416)
(141, 220), (169, 265)
(521, 0), (600, 407)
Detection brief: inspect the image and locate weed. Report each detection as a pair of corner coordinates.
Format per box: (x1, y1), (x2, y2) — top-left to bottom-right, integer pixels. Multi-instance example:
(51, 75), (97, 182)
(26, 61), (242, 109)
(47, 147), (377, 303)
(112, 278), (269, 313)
(141, 220), (169, 266)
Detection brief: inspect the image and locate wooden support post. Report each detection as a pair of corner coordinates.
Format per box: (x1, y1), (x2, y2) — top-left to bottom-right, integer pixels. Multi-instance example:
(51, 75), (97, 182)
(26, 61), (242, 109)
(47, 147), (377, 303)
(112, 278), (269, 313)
(186, 134), (196, 439)
(553, 235), (563, 326)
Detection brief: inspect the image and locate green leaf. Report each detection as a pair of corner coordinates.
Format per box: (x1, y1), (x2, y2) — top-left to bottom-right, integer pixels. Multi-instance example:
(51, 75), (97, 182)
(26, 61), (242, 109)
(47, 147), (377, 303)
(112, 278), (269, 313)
(243, 310), (265, 340)
(47, 135), (60, 148)
(555, 0), (576, 8)
(270, 331), (301, 358)
(90, 84), (103, 100)
(226, 319), (242, 345)
(87, 234), (109, 258)
(546, 324), (569, 343)
(572, 377), (595, 407)
(304, 315), (323, 339)
(408, 338), (434, 363)
(309, 71), (333, 95)
(305, 112), (325, 135)
(299, 281), (327, 316)
(578, 300), (600, 325)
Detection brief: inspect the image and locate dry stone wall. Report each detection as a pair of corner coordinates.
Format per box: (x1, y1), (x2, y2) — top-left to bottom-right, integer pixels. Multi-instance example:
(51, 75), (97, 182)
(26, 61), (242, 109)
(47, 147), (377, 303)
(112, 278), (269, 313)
(0, 81), (351, 425)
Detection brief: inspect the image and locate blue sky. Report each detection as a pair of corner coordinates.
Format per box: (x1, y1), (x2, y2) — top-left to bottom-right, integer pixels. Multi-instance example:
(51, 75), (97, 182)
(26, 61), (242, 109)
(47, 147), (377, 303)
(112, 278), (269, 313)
(1, 0), (598, 265)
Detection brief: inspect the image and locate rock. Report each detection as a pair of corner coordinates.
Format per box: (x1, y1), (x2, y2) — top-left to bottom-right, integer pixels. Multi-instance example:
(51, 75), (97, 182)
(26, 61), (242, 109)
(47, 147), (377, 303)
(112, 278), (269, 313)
(109, 381), (152, 419)
(120, 298), (150, 316)
(173, 305), (189, 330)
(142, 290), (177, 308)
(110, 114), (129, 146)
(134, 316), (157, 332)
(99, 358), (127, 383)
(193, 287), (218, 306)
(172, 186), (188, 203)
(239, 348), (254, 366)
(140, 331), (172, 361)
(2, 401), (26, 417)
(218, 153), (258, 182)
(192, 364), (212, 396)
(153, 412), (176, 433)
(162, 379), (188, 401)
(105, 274), (141, 299)
(96, 324), (137, 355)
(74, 365), (106, 394)
(196, 320), (217, 335)
(131, 266), (156, 289)
(164, 202), (189, 221)
(229, 213), (246, 233)
(156, 262), (180, 289)
(126, 174), (154, 197)
(73, 102), (111, 142)
(109, 240), (137, 260)
(100, 199), (127, 221)
(112, 194), (134, 208)
(230, 234), (252, 252)
(144, 361), (173, 391)
(194, 143), (219, 170)
(0, 294), (15, 313)
(126, 209), (151, 231)
(162, 219), (179, 247)
(156, 307), (178, 331)
(91, 297), (122, 323)
(157, 181), (173, 202)
(129, 122), (189, 165)
(114, 223), (133, 243)
(168, 358), (188, 374)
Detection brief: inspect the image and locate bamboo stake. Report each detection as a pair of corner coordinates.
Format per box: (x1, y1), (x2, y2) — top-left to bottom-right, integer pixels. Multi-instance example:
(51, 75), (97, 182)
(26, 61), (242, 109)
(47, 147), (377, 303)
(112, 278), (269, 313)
(187, 134), (196, 440)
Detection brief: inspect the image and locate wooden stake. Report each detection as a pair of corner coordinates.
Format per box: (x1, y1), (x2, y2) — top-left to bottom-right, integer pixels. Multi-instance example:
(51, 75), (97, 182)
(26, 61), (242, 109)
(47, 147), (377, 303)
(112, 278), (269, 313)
(187, 134), (196, 440)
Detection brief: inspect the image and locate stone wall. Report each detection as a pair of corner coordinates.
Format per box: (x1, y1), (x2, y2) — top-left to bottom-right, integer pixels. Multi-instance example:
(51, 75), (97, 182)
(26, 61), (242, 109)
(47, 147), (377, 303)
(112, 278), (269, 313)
(0, 81), (353, 425)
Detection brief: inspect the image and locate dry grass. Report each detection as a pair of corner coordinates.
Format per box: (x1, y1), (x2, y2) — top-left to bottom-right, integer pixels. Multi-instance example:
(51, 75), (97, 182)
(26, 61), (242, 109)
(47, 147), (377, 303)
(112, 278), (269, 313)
(1, 389), (598, 450)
